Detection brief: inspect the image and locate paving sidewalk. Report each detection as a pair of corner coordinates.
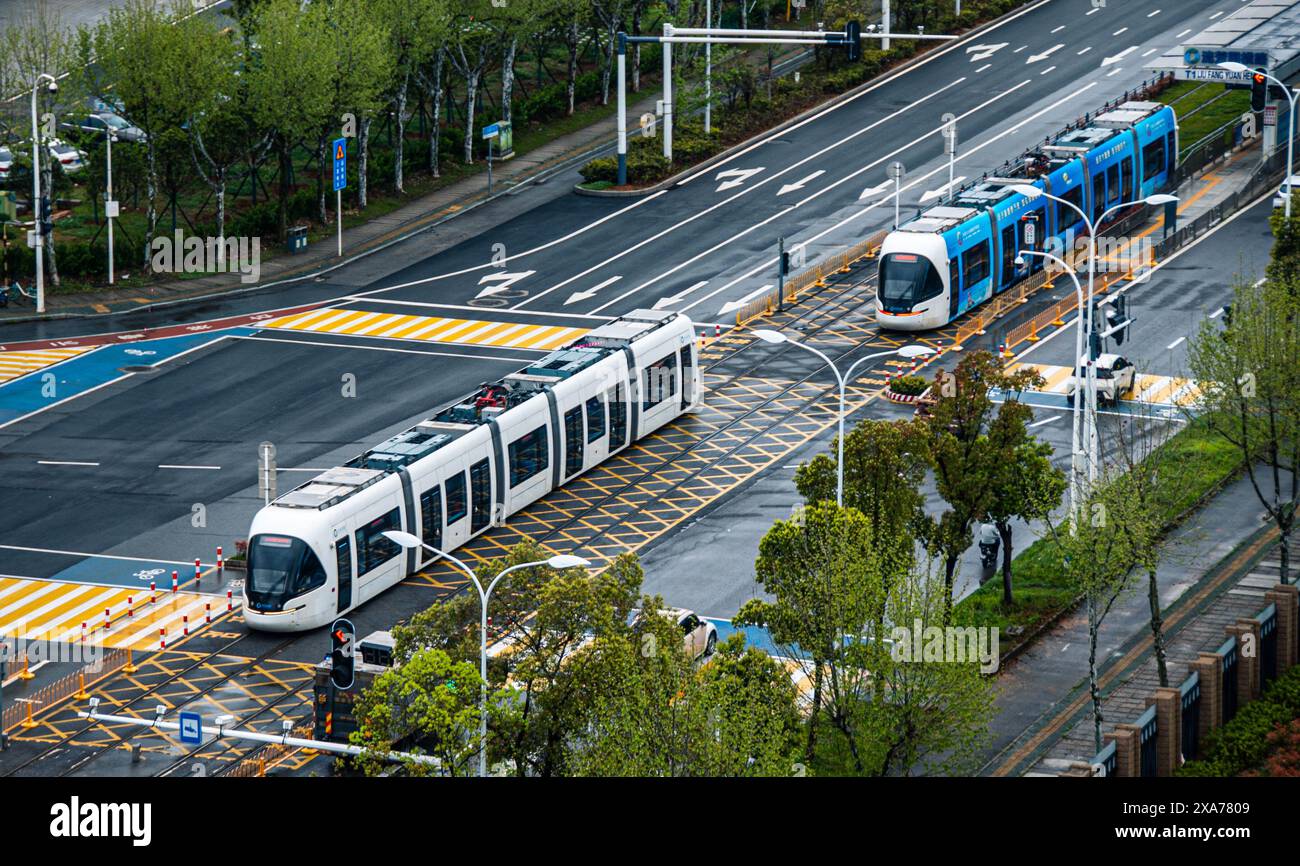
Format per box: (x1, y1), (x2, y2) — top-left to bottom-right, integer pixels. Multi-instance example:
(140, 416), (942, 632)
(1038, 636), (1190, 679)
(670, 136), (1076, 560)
(2, 90), (664, 321)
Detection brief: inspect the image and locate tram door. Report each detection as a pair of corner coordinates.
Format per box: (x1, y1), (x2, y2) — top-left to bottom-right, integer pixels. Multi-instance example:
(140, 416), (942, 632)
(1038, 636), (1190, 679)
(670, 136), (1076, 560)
(334, 533), (353, 613)
(680, 346), (695, 409)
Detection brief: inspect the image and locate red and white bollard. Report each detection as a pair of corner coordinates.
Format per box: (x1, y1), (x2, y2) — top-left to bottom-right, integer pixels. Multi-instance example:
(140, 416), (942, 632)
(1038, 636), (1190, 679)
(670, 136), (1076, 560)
(715, 323), (721, 338)
(226, 589), (233, 612)
(205, 603), (212, 625)
(194, 558), (201, 586)
(183, 615), (189, 637)
(81, 622), (87, 643)
(171, 571), (179, 594)
(127, 597), (134, 619)
(160, 628), (166, 650)
(217, 547), (224, 574)
(104, 608), (111, 631)
(150, 581), (157, 604)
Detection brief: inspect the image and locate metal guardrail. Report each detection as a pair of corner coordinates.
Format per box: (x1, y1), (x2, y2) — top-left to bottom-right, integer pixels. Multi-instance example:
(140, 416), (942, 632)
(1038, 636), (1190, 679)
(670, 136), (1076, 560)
(2, 648), (128, 732)
(733, 229), (888, 328)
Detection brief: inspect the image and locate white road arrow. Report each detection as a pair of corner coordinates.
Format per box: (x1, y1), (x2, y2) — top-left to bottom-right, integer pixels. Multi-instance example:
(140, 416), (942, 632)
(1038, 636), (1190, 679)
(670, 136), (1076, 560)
(565, 275), (622, 306)
(653, 280), (709, 310)
(966, 42), (1008, 62)
(919, 176), (967, 203)
(1100, 46), (1138, 66)
(858, 182), (893, 200)
(715, 167), (765, 192)
(475, 270), (536, 298)
(1025, 43), (1064, 64)
(718, 285), (774, 317)
(777, 170), (826, 196)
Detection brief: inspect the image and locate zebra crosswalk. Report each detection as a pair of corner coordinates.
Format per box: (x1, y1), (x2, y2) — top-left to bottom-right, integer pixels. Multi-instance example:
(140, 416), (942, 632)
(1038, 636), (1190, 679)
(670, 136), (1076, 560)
(0, 347), (95, 384)
(1010, 363), (1202, 407)
(0, 576), (227, 652)
(258, 307), (590, 352)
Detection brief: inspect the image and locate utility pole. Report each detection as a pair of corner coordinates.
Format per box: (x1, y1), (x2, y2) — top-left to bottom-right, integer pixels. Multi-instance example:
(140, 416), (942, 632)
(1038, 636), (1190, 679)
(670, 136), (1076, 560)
(106, 134), (117, 284)
(617, 34), (627, 186)
(777, 236), (786, 313)
(704, 0), (713, 135)
(31, 74), (57, 315)
(663, 23), (673, 161)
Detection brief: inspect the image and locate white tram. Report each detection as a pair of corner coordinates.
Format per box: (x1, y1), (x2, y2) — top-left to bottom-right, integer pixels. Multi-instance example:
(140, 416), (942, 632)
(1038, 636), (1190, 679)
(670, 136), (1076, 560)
(243, 309), (701, 631)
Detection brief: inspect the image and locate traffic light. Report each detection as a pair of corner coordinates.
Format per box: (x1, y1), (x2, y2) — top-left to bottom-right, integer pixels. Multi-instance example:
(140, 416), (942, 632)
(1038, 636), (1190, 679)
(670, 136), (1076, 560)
(780, 250), (791, 275)
(330, 618), (355, 690)
(1251, 69), (1267, 112)
(845, 20), (862, 62)
(38, 197), (52, 237)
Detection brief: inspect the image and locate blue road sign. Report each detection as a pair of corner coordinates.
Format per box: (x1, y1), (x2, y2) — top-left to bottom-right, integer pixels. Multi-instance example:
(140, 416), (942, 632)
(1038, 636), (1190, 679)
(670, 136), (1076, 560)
(179, 711), (202, 744)
(481, 123), (500, 140)
(332, 138), (347, 192)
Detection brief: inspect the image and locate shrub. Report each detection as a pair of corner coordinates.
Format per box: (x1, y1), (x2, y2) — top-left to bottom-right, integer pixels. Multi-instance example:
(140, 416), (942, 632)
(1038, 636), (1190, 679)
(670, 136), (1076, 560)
(1179, 664), (1300, 776)
(889, 375), (929, 397)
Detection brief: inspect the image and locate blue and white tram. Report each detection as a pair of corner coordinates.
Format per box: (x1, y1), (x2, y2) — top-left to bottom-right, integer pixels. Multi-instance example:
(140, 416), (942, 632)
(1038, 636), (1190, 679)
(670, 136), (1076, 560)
(243, 309), (701, 631)
(876, 100), (1177, 331)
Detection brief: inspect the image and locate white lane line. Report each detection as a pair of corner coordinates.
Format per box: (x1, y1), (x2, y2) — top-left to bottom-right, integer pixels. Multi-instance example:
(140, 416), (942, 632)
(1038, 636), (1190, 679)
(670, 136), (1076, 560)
(1011, 187), (1277, 366)
(158, 464), (222, 470)
(976, 63), (992, 72)
(523, 76), (969, 311)
(36, 460), (99, 467)
(1210, 307), (1225, 318)
(1107, 67), (1123, 76)
(1166, 336), (1186, 351)
(1113, 27), (1128, 35)
(1148, 8), (1161, 16)
(0, 544), (210, 567)
(1028, 414), (1063, 428)
(1209, 11), (1223, 19)
(1040, 65), (1057, 75)
(1050, 25), (1065, 33)
(1142, 48), (1159, 57)
(1177, 28), (1192, 38)
(233, 334), (541, 361)
(1013, 44), (1028, 53)
(1087, 6), (1099, 13)
(1077, 46), (1092, 55)
(682, 81), (1091, 315)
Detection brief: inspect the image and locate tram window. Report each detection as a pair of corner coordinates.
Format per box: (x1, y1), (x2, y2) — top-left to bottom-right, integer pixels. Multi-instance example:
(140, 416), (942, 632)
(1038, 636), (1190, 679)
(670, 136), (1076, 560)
(1057, 185), (1083, 233)
(446, 472), (467, 524)
(470, 459), (491, 533)
(420, 485), (442, 548)
(949, 257), (961, 295)
(1092, 173), (1106, 221)
(962, 241), (989, 287)
(565, 406), (584, 478)
(642, 353), (677, 411)
(508, 426), (548, 487)
(1000, 225), (1017, 287)
(247, 535), (328, 610)
(335, 536), (352, 611)
(586, 396), (605, 443)
(608, 384), (627, 450)
(355, 508), (401, 576)
(1121, 158), (1134, 201)
(1142, 138), (1165, 182)
(1106, 165), (1119, 204)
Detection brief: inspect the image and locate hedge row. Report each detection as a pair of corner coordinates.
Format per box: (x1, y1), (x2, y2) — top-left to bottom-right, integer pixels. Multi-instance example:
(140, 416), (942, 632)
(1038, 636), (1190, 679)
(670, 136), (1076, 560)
(1179, 664), (1300, 776)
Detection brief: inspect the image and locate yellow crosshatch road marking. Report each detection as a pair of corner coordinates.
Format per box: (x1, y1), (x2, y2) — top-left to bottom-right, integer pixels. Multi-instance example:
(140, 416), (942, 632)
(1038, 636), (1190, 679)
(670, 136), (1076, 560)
(259, 307), (589, 351)
(0, 346), (96, 383)
(0, 576), (228, 651)
(1008, 362), (1202, 406)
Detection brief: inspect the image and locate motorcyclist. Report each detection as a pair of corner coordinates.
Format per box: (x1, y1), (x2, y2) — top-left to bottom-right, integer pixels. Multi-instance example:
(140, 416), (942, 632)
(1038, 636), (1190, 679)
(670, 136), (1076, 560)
(978, 522), (1000, 570)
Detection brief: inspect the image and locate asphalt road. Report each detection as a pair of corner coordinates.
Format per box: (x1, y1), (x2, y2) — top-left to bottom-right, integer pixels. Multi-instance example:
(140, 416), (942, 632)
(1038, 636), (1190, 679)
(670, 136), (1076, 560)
(0, 0), (1256, 619)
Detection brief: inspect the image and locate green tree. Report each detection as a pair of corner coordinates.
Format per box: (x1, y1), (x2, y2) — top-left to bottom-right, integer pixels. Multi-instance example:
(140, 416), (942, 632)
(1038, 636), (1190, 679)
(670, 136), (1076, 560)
(350, 647), (486, 776)
(736, 501), (905, 769)
(373, 0), (449, 192)
(982, 400), (1066, 605)
(1187, 274), (1300, 582)
(919, 351), (1044, 615)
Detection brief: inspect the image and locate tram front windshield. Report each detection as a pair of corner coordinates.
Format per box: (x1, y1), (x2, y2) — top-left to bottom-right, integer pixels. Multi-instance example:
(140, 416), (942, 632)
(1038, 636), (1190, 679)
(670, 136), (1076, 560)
(878, 253), (944, 313)
(246, 534), (326, 612)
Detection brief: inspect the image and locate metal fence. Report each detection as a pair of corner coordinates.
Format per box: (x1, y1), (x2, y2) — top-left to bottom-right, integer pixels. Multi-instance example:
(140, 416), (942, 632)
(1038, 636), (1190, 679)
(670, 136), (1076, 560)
(1136, 704), (1159, 778)
(1, 648), (128, 733)
(734, 229), (889, 328)
(1180, 671), (1201, 762)
(1093, 739), (1117, 778)
(1257, 602), (1278, 686)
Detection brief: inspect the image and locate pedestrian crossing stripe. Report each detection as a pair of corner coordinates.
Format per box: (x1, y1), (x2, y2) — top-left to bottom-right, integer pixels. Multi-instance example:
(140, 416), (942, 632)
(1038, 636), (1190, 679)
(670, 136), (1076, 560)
(1009, 363), (1202, 407)
(0, 347), (95, 384)
(257, 307), (589, 352)
(0, 577), (226, 652)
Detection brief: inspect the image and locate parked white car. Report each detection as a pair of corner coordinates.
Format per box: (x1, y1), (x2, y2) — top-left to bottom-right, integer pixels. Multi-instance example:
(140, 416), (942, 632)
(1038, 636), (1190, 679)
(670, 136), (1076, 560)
(1274, 174), (1299, 210)
(1065, 354), (1137, 406)
(47, 139), (88, 174)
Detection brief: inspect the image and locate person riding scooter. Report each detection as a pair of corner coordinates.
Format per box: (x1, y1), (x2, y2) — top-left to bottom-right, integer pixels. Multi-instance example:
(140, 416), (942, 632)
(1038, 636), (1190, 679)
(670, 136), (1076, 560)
(978, 522), (1000, 575)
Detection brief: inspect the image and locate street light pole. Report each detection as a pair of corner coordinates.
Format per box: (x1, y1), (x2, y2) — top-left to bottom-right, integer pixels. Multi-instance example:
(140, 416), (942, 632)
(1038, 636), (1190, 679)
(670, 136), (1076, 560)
(382, 531), (588, 777)
(106, 133), (116, 285)
(30, 73), (57, 315)
(704, 0), (712, 135)
(752, 331), (934, 505)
